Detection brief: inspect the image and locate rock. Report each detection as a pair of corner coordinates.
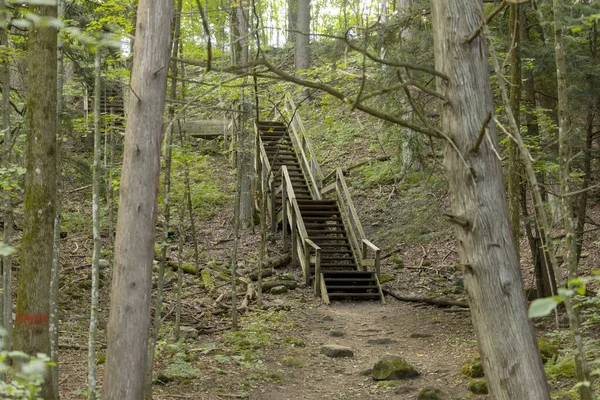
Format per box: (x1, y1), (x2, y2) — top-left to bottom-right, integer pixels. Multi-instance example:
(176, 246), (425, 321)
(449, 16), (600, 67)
(461, 357), (484, 378)
(284, 337), (306, 347)
(417, 387), (449, 400)
(280, 273), (296, 281)
(321, 315), (334, 322)
(379, 273), (394, 284)
(410, 333), (433, 339)
(270, 285), (288, 295)
(468, 378), (488, 395)
(281, 356), (306, 367)
(390, 254), (404, 270)
(538, 338), (558, 364)
(367, 337), (395, 345)
(179, 326), (199, 340)
(320, 344), (354, 358)
(329, 329), (345, 337)
(372, 355), (419, 381)
(98, 259), (110, 269)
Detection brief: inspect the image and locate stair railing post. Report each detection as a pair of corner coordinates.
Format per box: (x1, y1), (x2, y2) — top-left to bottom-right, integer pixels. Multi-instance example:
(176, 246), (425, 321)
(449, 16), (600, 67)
(291, 210), (297, 268)
(375, 248), (381, 279)
(281, 171), (288, 247)
(304, 242), (310, 286)
(362, 241), (367, 272)
(314, 247), (321, 297)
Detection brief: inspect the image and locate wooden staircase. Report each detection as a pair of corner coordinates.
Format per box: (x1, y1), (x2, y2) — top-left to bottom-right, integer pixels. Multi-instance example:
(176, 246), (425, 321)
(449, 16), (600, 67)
(256, 108), (384, 304)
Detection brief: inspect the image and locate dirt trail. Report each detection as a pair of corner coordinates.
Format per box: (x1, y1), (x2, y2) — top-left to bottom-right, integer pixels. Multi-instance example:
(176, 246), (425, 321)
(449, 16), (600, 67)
(250, 297), (478, 400)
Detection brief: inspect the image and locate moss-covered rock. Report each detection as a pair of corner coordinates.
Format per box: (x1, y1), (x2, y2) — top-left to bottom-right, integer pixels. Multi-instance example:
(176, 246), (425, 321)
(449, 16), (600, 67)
(461, 357), (484, 378)
(372, 355), (419, 381)
(379, 273), (395, 284)
(468, 378), (488, 395)
(538, 338), (559, 364)
(390, 254), (404, 270)
(417, 386), (449, 400)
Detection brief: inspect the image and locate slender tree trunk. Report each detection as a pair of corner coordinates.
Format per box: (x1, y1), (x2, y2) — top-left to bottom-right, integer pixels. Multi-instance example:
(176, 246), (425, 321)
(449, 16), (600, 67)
(146, 0), (182, 393)
(101, 0), (172, 396)
(106, 109), (115, 250)
(430, 1), (550, 398)
(88, 47), (102, 400)
(50, 0), (64, 390)
(554, 1), (596, 397)
(0, 0), (13, 350)
(14, 2), (59, 398)
(575, 113), (593, 263)
(295, 0), (310, 76)
(174, 190), (185, 340)
(508, 2), (522, 256)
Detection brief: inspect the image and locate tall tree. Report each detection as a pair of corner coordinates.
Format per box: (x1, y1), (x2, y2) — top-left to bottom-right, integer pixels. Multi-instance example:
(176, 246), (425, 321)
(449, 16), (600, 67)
(294, 0), (310, 76)
(553, 0), (596, 397)
(429, 0), (550, 398)
(13, 1), (59, 398)
(101, 0), (172, 397)
(288, 0), (298, 44)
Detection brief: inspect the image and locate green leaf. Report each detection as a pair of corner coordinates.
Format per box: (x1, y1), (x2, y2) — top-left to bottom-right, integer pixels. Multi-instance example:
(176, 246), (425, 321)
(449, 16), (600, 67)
(528, 298), (560, 318)
(0, 242), (15, 257)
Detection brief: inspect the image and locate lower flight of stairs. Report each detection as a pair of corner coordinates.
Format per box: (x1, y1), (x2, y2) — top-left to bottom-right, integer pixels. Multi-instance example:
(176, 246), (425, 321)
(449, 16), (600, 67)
(257, 120), (380, 302)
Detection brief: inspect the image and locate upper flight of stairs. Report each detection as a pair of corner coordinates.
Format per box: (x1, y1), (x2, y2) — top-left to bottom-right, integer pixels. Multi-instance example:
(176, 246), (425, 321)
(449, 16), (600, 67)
(256, 120), (383, 303)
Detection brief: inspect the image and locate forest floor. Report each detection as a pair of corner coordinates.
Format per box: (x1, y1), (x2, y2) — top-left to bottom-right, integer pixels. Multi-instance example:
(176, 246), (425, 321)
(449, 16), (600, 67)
(51, 138), (594, 399)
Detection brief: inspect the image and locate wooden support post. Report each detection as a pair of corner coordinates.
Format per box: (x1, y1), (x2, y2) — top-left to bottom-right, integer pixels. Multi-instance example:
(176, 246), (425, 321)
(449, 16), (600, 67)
(282, 177), (288, 247)
(291, 211), (297, 267)
(314, 248), (321, 297)
(304, 242), (310, 286)
(271, 175), (277, 234)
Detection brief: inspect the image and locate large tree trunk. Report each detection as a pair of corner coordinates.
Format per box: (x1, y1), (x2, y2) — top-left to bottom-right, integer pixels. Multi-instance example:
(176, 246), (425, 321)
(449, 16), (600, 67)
(101, 0), (172, 397)
(13, 2), (59, 398)
(430, 1), (550, 398)
(295, 0), (310, 75)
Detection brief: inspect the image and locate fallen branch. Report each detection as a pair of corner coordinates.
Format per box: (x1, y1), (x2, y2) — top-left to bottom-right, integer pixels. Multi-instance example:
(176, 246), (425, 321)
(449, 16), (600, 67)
(241, 281), (255, 309)
(324, 155), (390, 181)
(382, 287), (468, 308)
(264, 254), (291, 269)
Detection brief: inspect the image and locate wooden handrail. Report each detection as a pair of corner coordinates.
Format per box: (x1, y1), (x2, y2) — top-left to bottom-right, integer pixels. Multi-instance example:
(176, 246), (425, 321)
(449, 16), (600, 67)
(336, 168), (366, 239)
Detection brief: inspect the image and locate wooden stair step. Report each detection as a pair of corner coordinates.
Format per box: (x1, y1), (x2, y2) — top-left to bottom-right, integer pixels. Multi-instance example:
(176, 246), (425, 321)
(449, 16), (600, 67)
(326, 285), (378, 290)
(327, 293), (380, 299)
(324, 278), (375, 282)
(302, 216), (342, 222)
(305, 223), (345, 228)
(322, 271), (372, 276)
(319, 248), (351, 254)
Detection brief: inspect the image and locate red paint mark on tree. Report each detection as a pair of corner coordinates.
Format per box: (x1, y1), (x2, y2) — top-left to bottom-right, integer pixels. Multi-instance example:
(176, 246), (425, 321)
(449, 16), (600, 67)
(15, 313), (49, 327)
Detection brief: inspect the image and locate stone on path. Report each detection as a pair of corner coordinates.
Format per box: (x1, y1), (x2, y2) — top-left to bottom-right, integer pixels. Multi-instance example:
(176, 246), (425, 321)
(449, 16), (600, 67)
(367, 337), (395, 345)
(320, 344), (354, 358)
(329, 328), (345, 337)
(417, 387), (449, 400)
(372, 354), (419, 381)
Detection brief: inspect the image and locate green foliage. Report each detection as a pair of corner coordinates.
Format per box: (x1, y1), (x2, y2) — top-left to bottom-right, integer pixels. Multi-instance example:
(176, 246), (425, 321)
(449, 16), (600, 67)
(165, 146), (229, 220)
(0, 328), (52, 400)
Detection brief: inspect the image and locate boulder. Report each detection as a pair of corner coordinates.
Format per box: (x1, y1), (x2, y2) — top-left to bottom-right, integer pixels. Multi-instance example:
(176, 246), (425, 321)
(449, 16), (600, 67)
(461, 357), (484, 378)
(468, 378), (488, 395)
(320, 344), (354, 358)
(379, 273), (395, 284)
(417, 387), (449, 400)
(372, 355), (419, 381)
(179, 326), (199, 340)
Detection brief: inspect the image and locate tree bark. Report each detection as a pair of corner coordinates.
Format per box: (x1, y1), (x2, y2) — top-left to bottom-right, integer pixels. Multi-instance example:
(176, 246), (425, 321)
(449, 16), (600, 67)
(13, 2), (59, 398)
(101, 0), (172, 397)
(0, 0), (13, 352)
(430, 1), (550, 398)
(88, 47), (102, 400)
(295, 0), (310, 76)
(288, 0), (298, 44)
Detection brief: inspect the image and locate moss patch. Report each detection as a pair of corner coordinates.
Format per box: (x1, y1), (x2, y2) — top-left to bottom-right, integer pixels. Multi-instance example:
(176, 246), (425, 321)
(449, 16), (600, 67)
(461, 357), (484, 378)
